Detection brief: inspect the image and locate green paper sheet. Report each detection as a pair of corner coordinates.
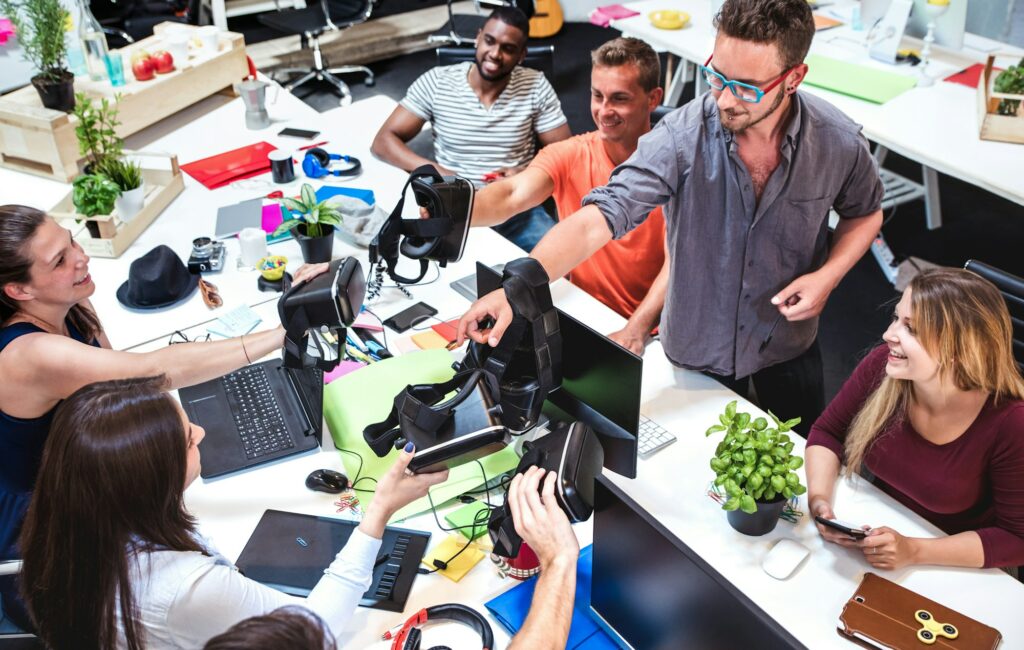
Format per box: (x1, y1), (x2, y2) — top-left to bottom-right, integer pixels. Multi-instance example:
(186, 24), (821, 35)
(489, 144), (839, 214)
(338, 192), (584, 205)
(323, 349), (520, 521)
(803, 54), (917, 104)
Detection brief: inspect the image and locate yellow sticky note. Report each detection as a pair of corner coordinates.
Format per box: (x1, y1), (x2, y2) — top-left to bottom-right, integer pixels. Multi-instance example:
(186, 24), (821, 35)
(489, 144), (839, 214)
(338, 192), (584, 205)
(412, 330), (449, 350)
(421, 534), (486, 582)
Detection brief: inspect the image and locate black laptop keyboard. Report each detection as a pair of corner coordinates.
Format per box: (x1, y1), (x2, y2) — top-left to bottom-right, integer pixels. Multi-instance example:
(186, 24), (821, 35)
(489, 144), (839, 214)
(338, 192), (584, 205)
(223, 365), (295, 460)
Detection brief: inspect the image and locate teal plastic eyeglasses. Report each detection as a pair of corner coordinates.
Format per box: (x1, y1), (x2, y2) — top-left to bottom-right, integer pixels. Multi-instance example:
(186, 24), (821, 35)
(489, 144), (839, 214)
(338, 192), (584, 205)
(699, 55), (795, 104)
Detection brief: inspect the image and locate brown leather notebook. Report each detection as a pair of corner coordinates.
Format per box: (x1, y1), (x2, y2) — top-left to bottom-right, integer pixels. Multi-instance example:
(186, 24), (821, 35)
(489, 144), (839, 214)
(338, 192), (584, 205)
(838, 573), (1001, 649)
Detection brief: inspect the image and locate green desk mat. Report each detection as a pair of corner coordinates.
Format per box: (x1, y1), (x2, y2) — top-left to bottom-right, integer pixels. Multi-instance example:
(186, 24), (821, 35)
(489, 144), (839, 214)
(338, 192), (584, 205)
(323, 349), (519, 521)
(804, 54), (917, 104)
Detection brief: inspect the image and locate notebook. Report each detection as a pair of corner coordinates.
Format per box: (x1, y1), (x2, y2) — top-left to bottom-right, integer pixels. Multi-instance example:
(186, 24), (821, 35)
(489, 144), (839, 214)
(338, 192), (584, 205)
(235, 509), (430, 612)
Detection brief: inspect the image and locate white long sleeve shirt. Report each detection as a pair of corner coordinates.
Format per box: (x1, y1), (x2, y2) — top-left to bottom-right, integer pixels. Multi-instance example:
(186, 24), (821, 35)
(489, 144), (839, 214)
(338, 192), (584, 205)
(118, 529), (381, 649)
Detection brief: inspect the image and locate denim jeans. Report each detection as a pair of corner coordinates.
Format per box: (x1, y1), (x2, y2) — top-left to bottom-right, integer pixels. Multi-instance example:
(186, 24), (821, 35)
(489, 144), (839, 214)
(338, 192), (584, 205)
(492, 204), (557, 252)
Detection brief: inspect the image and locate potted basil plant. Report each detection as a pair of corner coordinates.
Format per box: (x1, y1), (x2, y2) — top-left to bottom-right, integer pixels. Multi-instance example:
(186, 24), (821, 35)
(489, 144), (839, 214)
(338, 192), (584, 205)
(72, 173), (119, 219)
(706, 400), (806, 536)
(0, 0), (74, 111)
(273, 183), (343, 263)
(106, 158), (144, 221)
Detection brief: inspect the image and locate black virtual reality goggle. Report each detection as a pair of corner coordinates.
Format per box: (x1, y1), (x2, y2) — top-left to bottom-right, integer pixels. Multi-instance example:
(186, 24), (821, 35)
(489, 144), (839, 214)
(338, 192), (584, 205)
(278, 257), (365, 371)
(488, 420), (605, 559)
(368, 165), (474, 286)
(363, 258), (561, 474)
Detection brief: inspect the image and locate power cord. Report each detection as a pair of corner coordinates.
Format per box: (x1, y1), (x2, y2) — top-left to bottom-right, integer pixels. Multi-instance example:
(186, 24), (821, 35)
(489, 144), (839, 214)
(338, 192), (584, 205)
(418, 460), (501, 575)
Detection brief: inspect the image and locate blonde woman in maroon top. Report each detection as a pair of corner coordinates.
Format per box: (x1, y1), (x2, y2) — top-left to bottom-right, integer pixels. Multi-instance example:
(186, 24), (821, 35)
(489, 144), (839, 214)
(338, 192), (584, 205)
(806, 267), (1024, 571)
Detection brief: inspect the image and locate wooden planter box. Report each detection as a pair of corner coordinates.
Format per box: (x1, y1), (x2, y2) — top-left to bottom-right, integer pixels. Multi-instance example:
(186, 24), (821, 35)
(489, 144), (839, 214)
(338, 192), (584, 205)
(977, 55), (1024, 145)
(0, 22), (248, 181)
(51, 153), (184, 258)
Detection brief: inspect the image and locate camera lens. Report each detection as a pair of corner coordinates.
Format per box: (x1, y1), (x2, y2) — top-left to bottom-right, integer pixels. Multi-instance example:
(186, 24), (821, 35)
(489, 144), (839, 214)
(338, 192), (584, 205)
(192, 237), (213, 259)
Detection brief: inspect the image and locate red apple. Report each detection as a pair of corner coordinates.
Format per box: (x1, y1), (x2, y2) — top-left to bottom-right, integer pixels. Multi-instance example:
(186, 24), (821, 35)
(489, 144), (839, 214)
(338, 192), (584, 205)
(131, 56), (155, 81)
(151, 50), (174, 74)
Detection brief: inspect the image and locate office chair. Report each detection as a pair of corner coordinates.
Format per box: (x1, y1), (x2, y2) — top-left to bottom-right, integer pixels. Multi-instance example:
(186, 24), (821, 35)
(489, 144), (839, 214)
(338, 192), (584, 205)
(259, 0), (376, 105)
(0, 560), (41, 648)
(964, 260), (1024, 373)
(430, 0), (534, 46)
(651, 104), (675, 126)
(436, 44), (554, 81)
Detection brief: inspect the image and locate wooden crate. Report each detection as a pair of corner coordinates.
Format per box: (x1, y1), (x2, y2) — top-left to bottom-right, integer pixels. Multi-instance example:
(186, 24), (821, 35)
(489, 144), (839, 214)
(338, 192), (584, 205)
(0, 23), (248, 181)
(51, 153), (184, 258)
(977, 55), (1024, 145)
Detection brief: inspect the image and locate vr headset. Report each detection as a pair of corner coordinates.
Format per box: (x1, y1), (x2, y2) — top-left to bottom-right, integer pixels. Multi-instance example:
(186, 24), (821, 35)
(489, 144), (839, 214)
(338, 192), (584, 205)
(368, 165), (474, 286)
(488, 420), (605, 558)
(363, 258), (560, 474)
(278, 257), (365, 371)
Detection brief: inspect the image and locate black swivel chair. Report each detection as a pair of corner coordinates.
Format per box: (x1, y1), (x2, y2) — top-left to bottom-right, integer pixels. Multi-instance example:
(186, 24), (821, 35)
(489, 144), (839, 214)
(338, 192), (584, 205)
(430, 0), (534, 46)
(436, 44), (554, 81)
(259, 0), (376, 104)
(964, 260), (1024, 373)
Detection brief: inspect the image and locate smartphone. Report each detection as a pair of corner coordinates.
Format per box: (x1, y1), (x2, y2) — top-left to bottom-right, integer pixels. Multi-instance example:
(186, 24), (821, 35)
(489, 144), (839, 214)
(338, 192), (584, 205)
(814, 516), (868, 539)
(278, 127), (321, 139)
(383, 302), (438, 333)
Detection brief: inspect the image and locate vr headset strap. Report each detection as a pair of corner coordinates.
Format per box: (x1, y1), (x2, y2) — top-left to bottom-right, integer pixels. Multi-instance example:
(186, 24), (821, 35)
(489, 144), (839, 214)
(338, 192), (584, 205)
(369, 165), (454, 285)
(501, 259), (562, 393)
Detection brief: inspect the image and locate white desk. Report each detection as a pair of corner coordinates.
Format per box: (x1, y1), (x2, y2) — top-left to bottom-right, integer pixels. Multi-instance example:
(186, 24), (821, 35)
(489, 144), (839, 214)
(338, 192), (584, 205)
(162, 232), (1024, 649)
(612, 0), (1024, 229)
(0, 93), (407, 351)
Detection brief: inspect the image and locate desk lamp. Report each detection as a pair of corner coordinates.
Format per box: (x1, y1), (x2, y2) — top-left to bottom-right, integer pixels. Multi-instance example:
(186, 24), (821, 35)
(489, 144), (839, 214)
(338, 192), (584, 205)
(917, 0), (951, 86)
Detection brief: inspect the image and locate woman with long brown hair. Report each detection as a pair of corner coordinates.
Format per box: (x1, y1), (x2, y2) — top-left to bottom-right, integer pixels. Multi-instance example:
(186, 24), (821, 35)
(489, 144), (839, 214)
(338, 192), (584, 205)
(806, 267), (1024, 570)
(0, 204), (325, 627)
(20, 377), (445, 649)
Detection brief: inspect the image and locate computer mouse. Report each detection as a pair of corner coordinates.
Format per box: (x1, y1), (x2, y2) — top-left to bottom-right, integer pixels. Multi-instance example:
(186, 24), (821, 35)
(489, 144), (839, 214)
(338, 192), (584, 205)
(305, 469), (349, 494)
(762, 538), (810, 580)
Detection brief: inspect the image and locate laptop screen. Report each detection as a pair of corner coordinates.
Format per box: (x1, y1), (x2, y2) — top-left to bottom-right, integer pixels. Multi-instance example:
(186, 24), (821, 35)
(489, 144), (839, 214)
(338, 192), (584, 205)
(282, 364), (323, 438)
(590, 477), (805, 649)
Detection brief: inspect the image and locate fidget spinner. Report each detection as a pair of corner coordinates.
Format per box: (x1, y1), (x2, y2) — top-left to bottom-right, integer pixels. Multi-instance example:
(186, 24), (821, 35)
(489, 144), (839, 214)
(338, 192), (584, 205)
(914, 610), (958, 645)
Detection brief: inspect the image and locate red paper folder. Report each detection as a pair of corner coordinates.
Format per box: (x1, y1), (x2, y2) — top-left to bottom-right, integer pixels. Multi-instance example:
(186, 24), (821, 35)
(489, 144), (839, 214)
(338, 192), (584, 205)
(181, 141), (277, 189)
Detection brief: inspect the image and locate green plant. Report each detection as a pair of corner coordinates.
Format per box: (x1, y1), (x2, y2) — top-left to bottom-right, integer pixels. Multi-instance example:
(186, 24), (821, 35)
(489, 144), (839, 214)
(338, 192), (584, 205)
(72, 174), (119, 217)
(994, 57), (1024, 116)
(706, 400), (806, 514)
(72, 93), (124, 175)
(274, 183), (343, 239)
(105, 158), (142, 192)
(0, 0), (68, 81)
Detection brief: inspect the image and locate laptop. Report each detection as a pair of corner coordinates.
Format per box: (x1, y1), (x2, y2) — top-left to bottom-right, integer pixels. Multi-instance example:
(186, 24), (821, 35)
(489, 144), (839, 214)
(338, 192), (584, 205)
(180, 359), (323, 479)
(235, 509), (430, 612)
(589, 476), (806, 649)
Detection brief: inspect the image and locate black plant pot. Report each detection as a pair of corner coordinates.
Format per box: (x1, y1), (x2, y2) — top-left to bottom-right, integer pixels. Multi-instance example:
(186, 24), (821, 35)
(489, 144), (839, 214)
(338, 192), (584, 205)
(727, 496), (787, 536)
(31, 71), (75, 112)
(293, 224), (335, 263)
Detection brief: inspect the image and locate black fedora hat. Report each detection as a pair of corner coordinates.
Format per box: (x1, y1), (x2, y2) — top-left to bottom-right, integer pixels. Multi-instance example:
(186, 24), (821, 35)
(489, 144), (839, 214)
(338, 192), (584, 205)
(117, 245), (199, 310)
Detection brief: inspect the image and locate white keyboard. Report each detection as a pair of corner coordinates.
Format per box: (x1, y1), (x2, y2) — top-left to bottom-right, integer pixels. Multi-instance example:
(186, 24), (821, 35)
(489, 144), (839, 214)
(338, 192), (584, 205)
(638, 415), (677, 459)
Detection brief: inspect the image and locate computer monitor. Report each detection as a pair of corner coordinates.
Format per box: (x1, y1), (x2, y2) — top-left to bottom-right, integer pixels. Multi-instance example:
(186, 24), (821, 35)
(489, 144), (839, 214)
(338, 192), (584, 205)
(476, 263), (640, 478)
(906, 0), (967, 50)
(589, 476), (806, 649)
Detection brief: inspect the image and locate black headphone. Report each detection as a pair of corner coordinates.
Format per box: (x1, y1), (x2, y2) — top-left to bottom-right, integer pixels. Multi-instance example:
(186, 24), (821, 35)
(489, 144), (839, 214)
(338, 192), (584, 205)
(384, 604), (494, 650)
(302, 147), (362, 178)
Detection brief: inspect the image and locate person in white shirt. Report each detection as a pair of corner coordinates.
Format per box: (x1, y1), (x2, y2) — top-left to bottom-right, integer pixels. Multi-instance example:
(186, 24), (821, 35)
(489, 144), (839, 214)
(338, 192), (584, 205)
(19, 375), (448, 650)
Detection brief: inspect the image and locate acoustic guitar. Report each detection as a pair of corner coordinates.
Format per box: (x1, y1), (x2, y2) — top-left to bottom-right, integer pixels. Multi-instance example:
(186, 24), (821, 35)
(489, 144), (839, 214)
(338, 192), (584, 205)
(529, 0), (564, 38)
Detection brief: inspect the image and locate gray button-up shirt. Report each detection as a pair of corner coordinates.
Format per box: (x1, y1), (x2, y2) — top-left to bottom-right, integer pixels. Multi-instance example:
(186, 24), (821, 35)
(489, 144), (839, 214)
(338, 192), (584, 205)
(583, 92), (883, 378)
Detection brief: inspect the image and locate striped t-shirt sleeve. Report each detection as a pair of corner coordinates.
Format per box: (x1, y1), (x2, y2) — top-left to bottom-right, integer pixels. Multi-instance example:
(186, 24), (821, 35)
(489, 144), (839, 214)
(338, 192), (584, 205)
(400, 69), (437, 122)
(532, 73), (567, 134)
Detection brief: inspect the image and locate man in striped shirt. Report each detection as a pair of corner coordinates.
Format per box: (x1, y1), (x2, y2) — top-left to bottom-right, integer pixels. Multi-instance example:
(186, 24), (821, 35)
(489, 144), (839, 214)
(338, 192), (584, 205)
(371, 7), (572, 251)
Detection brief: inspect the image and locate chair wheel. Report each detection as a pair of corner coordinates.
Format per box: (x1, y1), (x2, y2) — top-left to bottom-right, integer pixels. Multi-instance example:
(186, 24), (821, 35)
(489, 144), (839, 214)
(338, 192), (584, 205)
(365, 79), (376, 87)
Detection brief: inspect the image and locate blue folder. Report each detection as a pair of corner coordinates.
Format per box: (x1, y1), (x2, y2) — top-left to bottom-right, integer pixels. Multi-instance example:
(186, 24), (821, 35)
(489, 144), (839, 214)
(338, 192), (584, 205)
(484, 545), (618, 649)
(314, 186), (375, 206)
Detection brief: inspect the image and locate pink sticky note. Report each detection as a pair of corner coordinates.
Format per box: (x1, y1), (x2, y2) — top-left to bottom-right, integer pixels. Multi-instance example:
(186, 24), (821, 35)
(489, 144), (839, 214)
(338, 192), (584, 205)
(261, 203), (285, 233)
(324, 360), (366, 384)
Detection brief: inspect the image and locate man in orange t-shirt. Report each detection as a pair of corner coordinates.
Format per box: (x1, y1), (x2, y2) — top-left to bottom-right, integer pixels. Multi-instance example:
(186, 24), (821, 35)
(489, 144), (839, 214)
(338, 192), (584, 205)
(467, 37), (668, 355)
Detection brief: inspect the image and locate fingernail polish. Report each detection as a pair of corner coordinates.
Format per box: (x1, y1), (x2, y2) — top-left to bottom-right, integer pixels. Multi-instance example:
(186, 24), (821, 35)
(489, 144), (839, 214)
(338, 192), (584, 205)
(404, 442), (414, 452)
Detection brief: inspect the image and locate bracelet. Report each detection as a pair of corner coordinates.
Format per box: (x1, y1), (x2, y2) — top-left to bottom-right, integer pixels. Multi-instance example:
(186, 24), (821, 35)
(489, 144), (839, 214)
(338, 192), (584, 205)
(241, 335), (252, 365)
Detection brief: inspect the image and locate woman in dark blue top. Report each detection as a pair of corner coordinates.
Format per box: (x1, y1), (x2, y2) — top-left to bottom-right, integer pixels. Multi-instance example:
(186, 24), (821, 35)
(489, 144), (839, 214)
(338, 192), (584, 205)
(0, 205), (326, 628)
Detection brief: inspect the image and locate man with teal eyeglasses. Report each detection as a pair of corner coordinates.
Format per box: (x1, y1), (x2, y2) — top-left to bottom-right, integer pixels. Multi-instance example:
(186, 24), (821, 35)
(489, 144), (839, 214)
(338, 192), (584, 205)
(456, 0), (884, 435)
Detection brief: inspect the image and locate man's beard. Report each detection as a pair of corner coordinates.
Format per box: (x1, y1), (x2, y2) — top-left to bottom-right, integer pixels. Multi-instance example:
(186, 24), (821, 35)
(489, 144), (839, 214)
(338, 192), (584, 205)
(720, 87), (786, 133)
(476, 58), (513, 82)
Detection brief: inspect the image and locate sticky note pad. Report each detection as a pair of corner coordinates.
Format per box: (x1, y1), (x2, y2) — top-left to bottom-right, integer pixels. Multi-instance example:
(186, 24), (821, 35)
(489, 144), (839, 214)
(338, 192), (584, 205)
(412, 330), (449, 350)
(207, 305), (261, 338)
(445, 501), (491, 541)
(421, 534), (486, 582)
